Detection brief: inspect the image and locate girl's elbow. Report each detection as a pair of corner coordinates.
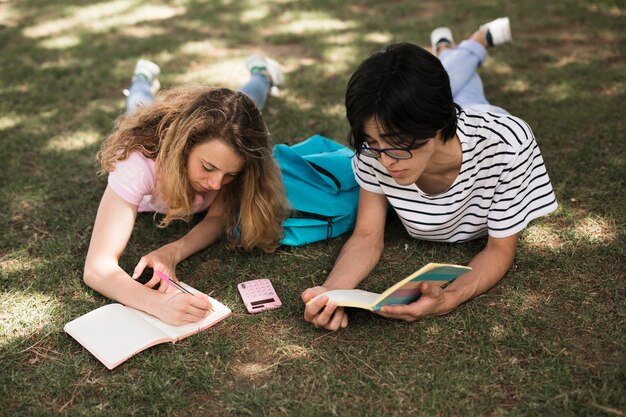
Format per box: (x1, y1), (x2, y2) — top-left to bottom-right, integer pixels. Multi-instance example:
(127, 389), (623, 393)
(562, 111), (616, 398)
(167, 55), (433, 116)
(83, 262), (101, 289)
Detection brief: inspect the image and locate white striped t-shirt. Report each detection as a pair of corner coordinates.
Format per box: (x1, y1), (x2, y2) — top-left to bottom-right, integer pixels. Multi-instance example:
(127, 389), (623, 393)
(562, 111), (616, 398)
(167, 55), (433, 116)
(353, 109), (558, 242)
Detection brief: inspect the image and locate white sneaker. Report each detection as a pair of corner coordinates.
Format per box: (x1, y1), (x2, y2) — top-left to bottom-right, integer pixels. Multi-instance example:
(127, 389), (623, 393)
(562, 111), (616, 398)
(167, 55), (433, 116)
(480, 17), (512, 46)
(134, 59), (161, 95)
(245, 54), (285, 87)
(430, 27), (454, 55)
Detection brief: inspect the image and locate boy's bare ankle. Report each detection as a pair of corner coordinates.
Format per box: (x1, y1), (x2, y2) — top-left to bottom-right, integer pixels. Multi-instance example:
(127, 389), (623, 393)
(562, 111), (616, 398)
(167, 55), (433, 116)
(437, 43), (451, 55)
(470, 29), (489, 48)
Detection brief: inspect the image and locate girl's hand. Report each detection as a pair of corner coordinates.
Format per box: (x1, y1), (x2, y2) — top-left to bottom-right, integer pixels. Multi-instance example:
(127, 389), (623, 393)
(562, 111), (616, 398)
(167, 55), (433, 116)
(132, 245), (180, 291)
(375, 282), (451, 321)
(301, 286), (349, 331)
(157, 292), (214, 326)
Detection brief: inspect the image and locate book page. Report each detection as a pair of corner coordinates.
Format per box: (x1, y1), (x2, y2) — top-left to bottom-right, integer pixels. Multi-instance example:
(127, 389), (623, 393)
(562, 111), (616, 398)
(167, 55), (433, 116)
(130, 283), (231, 340)
(311, 289), (380, 311)
(64, 304), (171, 369)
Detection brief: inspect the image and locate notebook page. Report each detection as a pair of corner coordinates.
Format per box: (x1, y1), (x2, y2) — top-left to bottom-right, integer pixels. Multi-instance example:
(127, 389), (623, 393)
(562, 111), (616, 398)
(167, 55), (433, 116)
(64, 304), (170, 369)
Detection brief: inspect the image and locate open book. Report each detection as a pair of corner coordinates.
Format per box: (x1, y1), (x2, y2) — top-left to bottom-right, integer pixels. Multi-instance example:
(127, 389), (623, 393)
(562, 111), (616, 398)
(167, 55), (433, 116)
(64, 283), (231, 370)
(308, 263), (471, 311)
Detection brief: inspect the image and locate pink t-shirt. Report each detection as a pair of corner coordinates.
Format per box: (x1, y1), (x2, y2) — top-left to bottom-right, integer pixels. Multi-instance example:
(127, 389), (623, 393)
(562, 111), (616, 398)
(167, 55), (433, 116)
(108, 152), (217, 213)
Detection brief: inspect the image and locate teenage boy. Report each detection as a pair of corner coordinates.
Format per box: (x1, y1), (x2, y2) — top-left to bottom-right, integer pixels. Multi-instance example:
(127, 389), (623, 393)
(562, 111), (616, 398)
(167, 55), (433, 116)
(302, 18), (558, 330)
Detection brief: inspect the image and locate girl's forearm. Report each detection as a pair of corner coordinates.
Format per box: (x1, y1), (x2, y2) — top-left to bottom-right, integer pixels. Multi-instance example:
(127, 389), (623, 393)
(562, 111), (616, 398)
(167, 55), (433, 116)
(84, 261), (163, 313)
(163, 215), (224, 264)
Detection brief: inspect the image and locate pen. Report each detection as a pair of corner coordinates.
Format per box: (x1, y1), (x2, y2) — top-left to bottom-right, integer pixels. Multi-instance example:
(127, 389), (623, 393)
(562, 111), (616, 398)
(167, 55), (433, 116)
(155, 271), (194, 295)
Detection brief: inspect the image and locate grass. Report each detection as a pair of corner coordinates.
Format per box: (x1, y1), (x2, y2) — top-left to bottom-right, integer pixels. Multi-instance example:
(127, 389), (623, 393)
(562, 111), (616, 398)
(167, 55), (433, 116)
(1, 0), (625, 416)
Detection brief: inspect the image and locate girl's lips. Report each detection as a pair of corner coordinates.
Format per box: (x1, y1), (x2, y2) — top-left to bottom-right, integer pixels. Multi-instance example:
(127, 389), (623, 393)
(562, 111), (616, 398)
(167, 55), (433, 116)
(388, 170), (404, 177)
(194, 183), (210, 192)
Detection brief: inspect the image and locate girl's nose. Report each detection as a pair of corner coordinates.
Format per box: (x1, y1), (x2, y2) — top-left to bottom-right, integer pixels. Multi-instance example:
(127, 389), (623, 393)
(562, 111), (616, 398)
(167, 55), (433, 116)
(207, 173), (224, 190)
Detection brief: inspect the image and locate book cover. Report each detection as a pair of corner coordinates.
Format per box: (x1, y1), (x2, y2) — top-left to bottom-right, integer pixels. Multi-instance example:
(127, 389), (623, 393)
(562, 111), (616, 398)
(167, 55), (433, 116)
(64, 283), (231, 370)
(308, 263), (471, 311)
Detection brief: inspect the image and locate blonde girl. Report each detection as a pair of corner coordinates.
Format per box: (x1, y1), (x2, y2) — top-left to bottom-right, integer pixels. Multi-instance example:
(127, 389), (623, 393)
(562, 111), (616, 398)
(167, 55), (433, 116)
(84, 57), (288, 326)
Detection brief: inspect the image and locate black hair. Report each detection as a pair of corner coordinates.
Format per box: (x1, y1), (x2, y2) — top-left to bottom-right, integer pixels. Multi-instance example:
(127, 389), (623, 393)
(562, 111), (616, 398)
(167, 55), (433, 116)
(346, 42), (459, 151)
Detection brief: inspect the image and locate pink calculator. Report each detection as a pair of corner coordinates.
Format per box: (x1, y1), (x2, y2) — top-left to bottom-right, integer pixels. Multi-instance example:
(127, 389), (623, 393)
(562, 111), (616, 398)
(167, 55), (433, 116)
(237, 279), (282, 313)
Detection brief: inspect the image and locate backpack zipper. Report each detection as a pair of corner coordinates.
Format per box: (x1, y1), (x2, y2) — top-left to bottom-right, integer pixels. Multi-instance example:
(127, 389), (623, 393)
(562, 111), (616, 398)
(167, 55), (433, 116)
(289, 210), (334, 240)
(306, 161), (342, 190)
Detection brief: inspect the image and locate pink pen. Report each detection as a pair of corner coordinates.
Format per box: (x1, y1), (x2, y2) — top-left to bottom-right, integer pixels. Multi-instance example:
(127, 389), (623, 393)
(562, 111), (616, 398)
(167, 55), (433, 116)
(155, 271), (194, 295)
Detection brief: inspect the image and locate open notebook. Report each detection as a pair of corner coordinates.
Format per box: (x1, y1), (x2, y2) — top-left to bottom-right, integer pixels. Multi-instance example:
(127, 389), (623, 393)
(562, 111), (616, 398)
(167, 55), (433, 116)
(64, 282), (231, 370)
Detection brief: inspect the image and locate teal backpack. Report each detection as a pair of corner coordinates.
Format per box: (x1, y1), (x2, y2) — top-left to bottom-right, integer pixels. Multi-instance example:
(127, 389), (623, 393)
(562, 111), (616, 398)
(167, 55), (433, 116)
(273, 135), (360, 246)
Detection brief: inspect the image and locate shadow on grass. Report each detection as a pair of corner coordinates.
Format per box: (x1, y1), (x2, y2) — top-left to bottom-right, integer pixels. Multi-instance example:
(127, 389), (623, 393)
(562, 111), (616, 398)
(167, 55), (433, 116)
(1, 227), (624, 414)
(1, 0), (625, 415)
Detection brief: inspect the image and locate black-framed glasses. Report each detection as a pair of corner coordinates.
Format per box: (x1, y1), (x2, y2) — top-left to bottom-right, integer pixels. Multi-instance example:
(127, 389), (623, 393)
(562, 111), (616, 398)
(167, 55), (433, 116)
(359, 145), (413, 160)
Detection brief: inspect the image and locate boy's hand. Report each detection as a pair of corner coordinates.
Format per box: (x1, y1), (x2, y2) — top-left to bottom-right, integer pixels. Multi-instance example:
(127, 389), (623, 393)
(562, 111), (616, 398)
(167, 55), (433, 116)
(376, 282), (451, 321)
(302, 286), (349, 331)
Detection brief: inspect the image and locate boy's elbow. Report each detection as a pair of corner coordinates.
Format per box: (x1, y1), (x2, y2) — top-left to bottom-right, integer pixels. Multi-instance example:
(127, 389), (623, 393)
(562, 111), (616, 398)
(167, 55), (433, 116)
(376, 239), (384, 254)
(351, 226), (385, 255)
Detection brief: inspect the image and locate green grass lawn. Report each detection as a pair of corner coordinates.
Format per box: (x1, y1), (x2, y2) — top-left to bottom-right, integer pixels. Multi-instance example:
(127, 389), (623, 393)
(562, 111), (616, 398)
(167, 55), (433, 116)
(1, 0), (624, 416)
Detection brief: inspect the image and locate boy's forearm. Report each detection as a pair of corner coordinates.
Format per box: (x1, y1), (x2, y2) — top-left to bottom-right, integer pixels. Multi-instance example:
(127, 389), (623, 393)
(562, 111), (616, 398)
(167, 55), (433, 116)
(322, 233), (384, 290)
(444, 234), (518, 310)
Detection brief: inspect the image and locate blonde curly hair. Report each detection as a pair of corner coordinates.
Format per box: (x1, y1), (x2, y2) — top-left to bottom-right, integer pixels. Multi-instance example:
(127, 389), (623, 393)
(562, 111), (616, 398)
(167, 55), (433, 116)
(98, 86), (288, 252)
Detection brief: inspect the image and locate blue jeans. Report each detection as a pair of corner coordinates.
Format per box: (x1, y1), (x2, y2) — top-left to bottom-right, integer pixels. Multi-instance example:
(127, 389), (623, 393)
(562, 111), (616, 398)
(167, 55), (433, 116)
(126, 72), (272, 115)
(439, 40), (509, 115)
